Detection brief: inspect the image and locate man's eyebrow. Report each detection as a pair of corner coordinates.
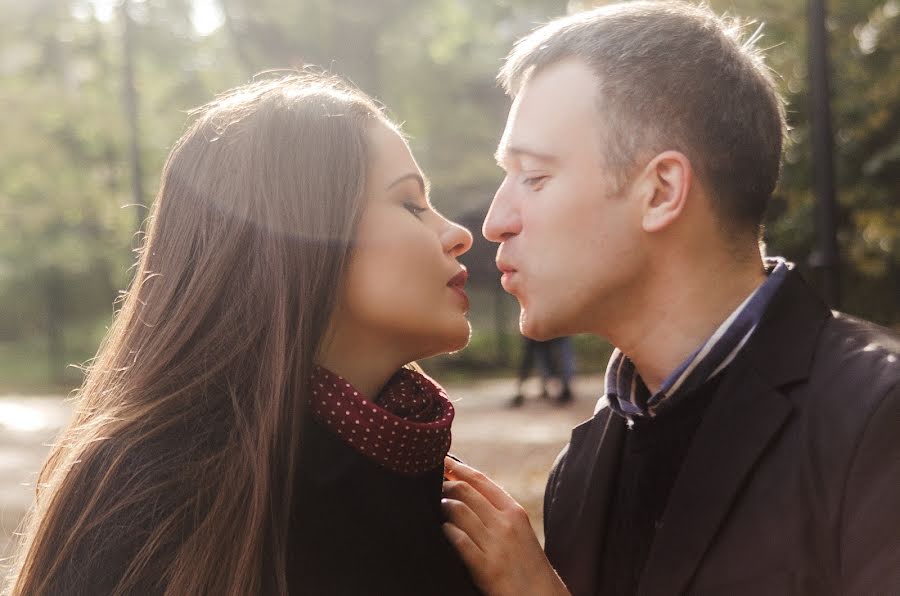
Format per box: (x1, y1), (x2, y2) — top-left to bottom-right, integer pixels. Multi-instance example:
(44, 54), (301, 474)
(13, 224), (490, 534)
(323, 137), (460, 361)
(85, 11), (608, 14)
(494, 144), (559, 166)
(386, 172), (430, 196)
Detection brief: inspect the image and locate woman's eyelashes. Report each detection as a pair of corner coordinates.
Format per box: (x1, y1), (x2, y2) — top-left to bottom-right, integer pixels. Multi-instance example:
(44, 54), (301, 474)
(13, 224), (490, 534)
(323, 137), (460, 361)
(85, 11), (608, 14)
(403, 200), (428, 218)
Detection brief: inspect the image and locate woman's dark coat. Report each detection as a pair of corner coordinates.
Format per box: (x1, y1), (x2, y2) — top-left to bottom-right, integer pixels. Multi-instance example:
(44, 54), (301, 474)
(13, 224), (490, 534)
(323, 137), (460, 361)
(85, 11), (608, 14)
(289, 417), (481, 596)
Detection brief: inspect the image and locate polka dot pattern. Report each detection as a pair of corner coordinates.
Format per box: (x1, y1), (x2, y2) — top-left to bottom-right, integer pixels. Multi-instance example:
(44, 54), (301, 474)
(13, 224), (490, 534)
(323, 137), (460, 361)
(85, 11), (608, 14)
(309, 367), (455, 476)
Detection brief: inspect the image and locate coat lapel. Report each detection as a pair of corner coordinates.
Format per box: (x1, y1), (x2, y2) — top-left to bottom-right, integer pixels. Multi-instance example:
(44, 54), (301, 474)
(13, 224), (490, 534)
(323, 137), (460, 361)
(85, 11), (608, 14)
(547, 402), (626, 596)
(636, 367), (792, 596)
(637, 269), (831, 596)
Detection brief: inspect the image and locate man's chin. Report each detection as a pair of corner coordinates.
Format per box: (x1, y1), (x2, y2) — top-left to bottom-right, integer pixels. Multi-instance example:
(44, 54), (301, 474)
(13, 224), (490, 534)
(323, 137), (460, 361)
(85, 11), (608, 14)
(519, 310), (560, 342)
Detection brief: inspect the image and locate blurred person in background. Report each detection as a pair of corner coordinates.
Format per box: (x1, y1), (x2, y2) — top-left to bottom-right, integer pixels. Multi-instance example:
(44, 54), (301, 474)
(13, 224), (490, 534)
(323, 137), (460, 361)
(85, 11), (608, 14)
(6, 72), (481, 596)
(510, 336), (575, 407)
(441, 3), (900, 596)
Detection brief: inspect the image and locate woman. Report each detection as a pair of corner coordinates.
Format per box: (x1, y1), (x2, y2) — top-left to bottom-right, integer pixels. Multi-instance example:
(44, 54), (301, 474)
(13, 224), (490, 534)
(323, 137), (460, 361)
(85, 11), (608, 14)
(7, 72), (479, 595)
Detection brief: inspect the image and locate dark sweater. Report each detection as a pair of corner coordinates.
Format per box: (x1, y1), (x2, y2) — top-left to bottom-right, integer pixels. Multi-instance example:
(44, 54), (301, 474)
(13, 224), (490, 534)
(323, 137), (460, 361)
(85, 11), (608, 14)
(598, 374), (723, 596)
(289, 417), (481, 596)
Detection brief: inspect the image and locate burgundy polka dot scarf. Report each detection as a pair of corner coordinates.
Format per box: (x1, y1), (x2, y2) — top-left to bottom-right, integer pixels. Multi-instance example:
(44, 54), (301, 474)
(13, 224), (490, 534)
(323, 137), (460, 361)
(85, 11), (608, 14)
(309, 366), (454, 476)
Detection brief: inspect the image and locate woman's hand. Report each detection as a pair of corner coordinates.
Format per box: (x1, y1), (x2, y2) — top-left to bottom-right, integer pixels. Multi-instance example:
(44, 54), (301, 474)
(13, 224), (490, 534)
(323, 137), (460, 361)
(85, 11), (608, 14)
(441, 457), (571, 596)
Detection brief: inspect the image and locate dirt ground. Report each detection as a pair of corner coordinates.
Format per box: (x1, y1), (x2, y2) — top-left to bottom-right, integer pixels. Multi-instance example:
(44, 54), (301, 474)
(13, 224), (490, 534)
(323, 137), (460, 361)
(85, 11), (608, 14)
(0, 375), (602, 566)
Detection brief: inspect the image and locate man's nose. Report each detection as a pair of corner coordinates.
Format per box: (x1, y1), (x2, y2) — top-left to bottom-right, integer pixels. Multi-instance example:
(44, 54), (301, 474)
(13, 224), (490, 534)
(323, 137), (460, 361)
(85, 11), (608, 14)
(482, 178), (521, 243)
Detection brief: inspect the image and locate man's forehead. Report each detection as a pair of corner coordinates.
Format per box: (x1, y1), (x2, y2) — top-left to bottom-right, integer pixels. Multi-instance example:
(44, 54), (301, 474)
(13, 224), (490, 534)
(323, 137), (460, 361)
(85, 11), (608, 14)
(497, 96), (552, 161)
(519, 59), (598, 105)
(497, 69), (599, 165)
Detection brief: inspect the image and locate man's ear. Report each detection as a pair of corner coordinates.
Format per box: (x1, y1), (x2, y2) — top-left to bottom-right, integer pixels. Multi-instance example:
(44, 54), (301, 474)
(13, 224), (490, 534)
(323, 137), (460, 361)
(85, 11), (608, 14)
(638, 151), (692, 233)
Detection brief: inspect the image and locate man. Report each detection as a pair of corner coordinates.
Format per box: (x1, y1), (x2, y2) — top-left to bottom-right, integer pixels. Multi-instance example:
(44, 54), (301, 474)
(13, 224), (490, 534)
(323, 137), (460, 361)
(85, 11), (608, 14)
(441, 2), (900, 595)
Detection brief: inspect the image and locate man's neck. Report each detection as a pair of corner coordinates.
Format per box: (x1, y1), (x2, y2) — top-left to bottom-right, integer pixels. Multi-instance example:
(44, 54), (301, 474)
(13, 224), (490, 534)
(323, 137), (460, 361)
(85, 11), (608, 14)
(605, 256), (766, 394)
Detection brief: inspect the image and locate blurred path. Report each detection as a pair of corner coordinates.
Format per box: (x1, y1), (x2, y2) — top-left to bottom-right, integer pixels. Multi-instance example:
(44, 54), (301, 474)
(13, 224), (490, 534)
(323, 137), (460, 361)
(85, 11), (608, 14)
(0, 397), (75, 562)
(0, 375), (602, 562)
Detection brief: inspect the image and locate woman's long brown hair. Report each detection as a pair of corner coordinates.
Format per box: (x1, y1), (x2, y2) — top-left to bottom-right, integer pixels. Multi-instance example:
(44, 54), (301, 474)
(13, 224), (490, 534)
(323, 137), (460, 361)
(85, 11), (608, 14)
(6, 72), (390, 595)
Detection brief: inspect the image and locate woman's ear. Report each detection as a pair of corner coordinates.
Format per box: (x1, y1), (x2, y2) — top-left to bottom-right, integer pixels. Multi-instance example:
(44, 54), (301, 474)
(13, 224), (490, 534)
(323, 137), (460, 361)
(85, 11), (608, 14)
(639, 151), (692, 233)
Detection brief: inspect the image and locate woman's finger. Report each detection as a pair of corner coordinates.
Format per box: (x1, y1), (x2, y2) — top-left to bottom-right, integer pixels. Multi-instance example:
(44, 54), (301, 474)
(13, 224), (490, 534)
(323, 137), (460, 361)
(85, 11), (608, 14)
(442, 479), (499, 534)
(441, 521), (485, 567)
(444, 457), (517, 511)
(440, 494), (489, 547)
(442, 460), (572, 596)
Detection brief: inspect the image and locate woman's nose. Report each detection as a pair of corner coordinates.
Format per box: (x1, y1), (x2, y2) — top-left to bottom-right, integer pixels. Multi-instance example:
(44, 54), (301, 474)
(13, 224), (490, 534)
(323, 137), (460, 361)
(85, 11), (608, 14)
(443, 219), (474, 258)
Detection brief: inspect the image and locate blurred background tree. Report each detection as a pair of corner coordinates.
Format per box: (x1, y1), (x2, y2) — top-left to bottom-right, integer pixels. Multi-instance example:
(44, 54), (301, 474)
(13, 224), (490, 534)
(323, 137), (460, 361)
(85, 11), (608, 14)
(0, 0), (896, 392)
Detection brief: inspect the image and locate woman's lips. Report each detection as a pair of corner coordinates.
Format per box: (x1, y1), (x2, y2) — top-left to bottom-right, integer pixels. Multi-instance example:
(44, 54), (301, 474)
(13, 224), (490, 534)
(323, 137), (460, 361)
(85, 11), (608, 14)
(447, 269), (469, 312)
(447, 269), (468, 287)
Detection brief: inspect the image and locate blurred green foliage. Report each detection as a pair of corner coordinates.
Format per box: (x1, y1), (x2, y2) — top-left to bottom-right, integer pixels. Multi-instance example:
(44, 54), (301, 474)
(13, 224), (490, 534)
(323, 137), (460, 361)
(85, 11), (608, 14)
(0, 0), (897, 392)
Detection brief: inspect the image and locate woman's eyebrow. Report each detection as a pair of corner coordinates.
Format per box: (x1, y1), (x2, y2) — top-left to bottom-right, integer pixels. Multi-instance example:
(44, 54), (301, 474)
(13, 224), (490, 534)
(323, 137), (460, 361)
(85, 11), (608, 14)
(386, 172), (430, 196)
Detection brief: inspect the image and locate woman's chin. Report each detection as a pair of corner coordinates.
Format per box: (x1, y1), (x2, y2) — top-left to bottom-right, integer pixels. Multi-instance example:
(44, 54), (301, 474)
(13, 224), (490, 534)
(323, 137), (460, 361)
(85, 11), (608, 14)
(410, 322), (472, 361)
(446, 321), (472, 353)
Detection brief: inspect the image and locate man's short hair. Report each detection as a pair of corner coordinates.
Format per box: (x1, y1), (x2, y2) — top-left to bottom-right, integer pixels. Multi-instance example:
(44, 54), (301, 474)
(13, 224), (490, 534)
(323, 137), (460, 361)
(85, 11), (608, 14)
(499, 1), (787, 237)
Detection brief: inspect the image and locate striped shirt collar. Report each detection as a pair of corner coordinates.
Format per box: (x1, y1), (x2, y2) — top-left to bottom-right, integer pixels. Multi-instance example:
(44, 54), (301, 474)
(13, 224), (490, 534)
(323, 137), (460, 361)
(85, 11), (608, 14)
(603, 258), (790, 421)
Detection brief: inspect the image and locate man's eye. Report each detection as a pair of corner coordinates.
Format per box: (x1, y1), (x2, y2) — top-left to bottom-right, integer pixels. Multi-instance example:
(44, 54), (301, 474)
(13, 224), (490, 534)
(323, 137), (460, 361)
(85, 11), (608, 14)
(522, 175), (548, 190)
(403, 201), (427, 217)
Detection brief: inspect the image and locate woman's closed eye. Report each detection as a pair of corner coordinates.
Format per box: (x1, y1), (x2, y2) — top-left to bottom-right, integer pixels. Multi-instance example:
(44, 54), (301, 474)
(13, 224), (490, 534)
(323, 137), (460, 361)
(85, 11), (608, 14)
(403, 201), (428, 218)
